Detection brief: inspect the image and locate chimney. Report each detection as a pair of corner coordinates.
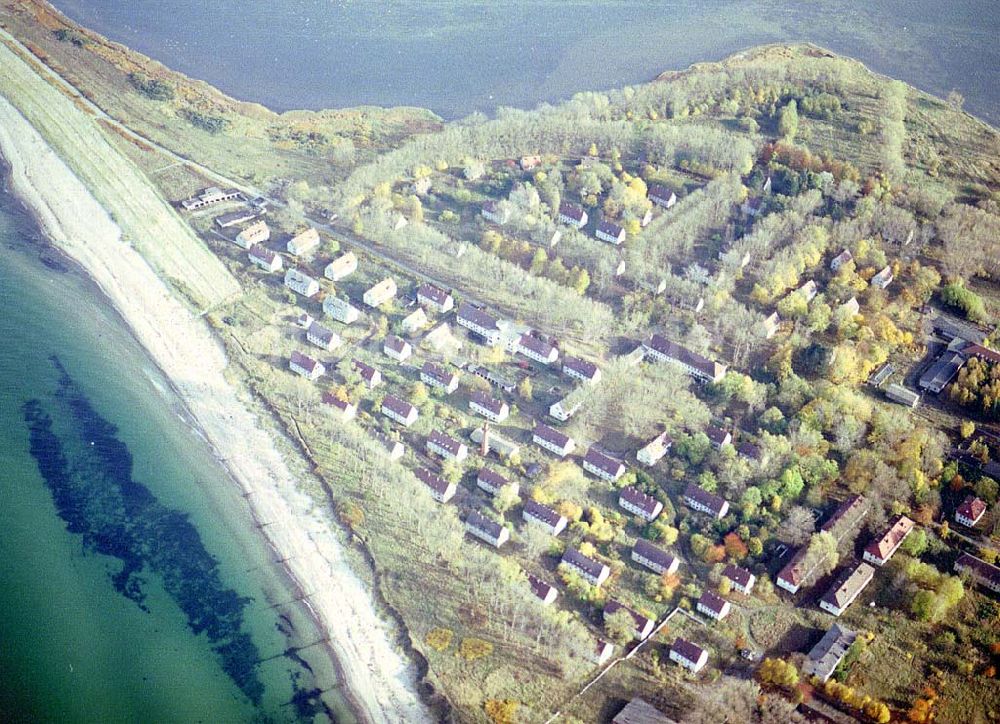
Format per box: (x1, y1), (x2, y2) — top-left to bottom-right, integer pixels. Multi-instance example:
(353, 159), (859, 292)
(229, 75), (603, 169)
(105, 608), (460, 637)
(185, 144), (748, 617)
(481, 422), (490, 457)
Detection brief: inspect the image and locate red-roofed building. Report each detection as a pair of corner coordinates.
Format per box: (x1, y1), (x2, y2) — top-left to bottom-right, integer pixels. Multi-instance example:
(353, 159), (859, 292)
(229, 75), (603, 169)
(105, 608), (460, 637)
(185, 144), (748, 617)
(863, 516), (914, 566)
(957, 495), (987, 527)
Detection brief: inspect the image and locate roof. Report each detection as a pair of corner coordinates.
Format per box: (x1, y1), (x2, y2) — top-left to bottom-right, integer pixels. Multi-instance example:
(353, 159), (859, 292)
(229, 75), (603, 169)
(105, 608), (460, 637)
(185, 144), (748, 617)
(466, 510), (504, 538)
(477, 467), (509, 489)
(563, 355), (600, 380)
(597, 219), (624, 237)
(352, 358), (380, 383)
(249, 244), (278, 262)
(290, 350), (319, 372)
(528, 574), (557, 602)
(705, 425), (731, 446)
(736, 441), (762, 461)
(698, 590), (729, 615)
(428, 430), (464, 456)
(805, 624), (857, 680)
(958, 495), (987, 521)
(961, 342), (1000, 365)
(469, 390), (506, 415)
(633, 538), (676, 571)
(524, 499), (564, 528)
(562, 547), (606, 579)
(519, 333), (556, 359)
(417, 282), (452, 306)
(457, 303), (499, 331)
(683, 483), (728, 516)
(307, 321), (336, 344)
(559, 202), (586, 222)
(865, 516), (914, 560)
(723, 564), (754, 588)
(321, 391), (353, 412)
(384, 335), (409, 353)
(777, 546), (810, 588)
(831, 249), (853, 266)
(605, 599), (652, 630)
(645, 334), (725, 379)
(415, 468), (451, 496)
(671, 637), (705, 664)
(820, 562), (874, 610)
(820, 495), (867, 538)
(919, 351), (966, 392)
(533, 423), (572, 449)
(648, 185), (676, 203)
(381, 394), (415, 418)
(955, 552), (1000, 586)
(620, 486), (661, 516)
(422, 361), (456, 385)
(585, 448), (625, 477)
(613, 698), (675, 724)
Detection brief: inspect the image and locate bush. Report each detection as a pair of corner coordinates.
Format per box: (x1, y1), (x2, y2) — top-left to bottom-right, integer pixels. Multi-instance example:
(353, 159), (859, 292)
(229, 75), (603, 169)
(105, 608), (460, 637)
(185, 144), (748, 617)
(127, 72), (175, 101)
(940, 282), (987, 322)
(180, 109), (230, 134)
(425, 627), (453, 652)
(459, 637), (493, 660)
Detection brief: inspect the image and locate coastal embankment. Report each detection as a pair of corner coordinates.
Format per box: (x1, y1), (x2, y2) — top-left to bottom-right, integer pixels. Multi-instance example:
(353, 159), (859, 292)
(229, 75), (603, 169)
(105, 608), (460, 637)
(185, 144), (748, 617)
(0, 55), (431, 724)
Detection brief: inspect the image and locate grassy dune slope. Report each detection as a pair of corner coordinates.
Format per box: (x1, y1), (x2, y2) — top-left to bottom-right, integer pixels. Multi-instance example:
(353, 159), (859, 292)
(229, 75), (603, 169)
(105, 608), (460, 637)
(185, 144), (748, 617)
(0, 38), (239, 310)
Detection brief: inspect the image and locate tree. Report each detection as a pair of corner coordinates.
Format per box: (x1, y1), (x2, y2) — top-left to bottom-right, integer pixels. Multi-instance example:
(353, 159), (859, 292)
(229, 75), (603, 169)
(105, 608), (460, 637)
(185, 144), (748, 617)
(778, 100), (799, 141)
(517, 376), (533, 401)
(494, 483), (520, 516)
(484, 700), (519, 724)
(604, 608), (635, 645)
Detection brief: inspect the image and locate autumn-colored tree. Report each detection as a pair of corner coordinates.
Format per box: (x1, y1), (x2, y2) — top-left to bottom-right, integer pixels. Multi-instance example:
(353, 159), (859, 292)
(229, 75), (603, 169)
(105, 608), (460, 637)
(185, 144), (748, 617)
(484, 699), (518, 724)
(724, 532), (749, 560)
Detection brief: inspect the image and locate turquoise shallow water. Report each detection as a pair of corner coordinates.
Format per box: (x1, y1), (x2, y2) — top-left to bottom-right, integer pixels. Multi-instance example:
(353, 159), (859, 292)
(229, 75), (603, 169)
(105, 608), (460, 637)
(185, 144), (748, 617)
(0, 188), (350, 721)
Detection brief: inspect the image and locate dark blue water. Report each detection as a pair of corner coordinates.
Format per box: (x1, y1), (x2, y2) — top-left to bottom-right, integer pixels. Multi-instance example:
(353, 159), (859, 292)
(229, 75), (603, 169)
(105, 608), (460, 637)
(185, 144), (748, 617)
(51, 0), (1000, 122)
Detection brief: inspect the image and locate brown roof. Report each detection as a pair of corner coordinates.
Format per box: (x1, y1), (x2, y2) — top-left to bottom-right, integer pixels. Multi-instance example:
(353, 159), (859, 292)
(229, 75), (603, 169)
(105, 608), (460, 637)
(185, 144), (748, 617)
(321, 391), (352, 411)
(417, 282), (452, 307)
(562, 547), (607, 579)
(865, 516), (914, 560)
(384, 335), (409, 353)
(613, 698), (675, 724)
(470, 390), (506, 415)
(290, 350), (320, 373)
(958, 495), (987, 521)
(585, 448), (625, 477)
(645, 334), (723, 379)
(428, 430), (464, 456)
(705, 425), (731, 446)
(697, 590), (729, 615)
(352, 358), (380, 383)
(620, 486), (661, 516)
(633, 538), (676, 571)
(648, 185), (676, 204)
(421, 361), (456, 386)
(563, 355), (600, 380)
(955, 552), (1000, 586)
(477, 467), (509, 489)
(527, 573), (557, 601)
(381, 394), (415, 419)
(671, 637), (705, 665)
(519, 333), (556, 359)
(533, 423), (572, 449)
(683, 483), (728, 516)
(524, 499), (564, 528)
(559, 202), (586, 222)
(597, 218), (624, 237)
(466, 510), (504, 538)
(456, 303), (499, 331)
(962, 342), (1000, 365)
(820, 495), (867, 539)
(415, 468), (451, 496)
(736, 441), (763, 461)
(249, 244), (278, 263)
(777, 546), (810, 588)
(605, 599), (652, 630)
(723, 564), (754, 588)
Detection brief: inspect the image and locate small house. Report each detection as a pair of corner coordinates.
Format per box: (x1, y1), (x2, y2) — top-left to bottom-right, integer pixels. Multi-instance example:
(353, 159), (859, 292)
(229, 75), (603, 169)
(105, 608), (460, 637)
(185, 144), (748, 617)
(456, 303), (501, 346)
(632, 539), (678, 575)
(306, 322), (341, 351)
(604, 599), (655, 641)
(595, 219), (626, 245)
(523, 499), (567, 536)
(321, 391), (356, 421)
(830, 249), (853, 271)
(558, 202), (588, 229)
(762, 312), (781, 339)
(549, 394), (583, 422)
(956, 495), (987, 527)
(520, 155), (542, 171)
(215, 209), (257, 229)
(593, 639), (614, 665)
(421, 361), (459, 394)
(643, 335), (727, 383)
(248, 244), (282, 272)
(804, 624), (857, 683)
(324, 252), (357, 282)
(619, 486), (663, 521)
(648, 185), (677, 209)
(383, 335), (412, 362)
(373, 432), (404, 461)
(562, 355), (601, 385)
(705, 425), (732, 449)
(465, 511), (509, 548)
(886, 383), (920, 408)
(234, 220), (269, 248)
(561, 547), (610, 586)
(683, 483), (729, 519)
(416, 283), (454, 313)
(180, 186), (242, 211)
(295, 312), (314, 329)
(477, 468), (517, 497)
(363, 278), (397, 308)
(798, 280), (819, 303)
(669, 638), (708, 673)
(840, 297), (861, 316)
(323, 296), (360, 325)
(870, 265), (894, 290)
(723, 564), (756, 595)
(284, 268), (320, 298)
(287, 228), (320, 256)
(468, 390), (509, 422)
(532, 423), (576, 457)
(583, 447), (626, 482)
(381, 394), (418, 427)
(955, 553), (1000, 593)
(736, 441), (766, 465)
(697, 591), (731, 621)
(289, 350), (324, 381)
(518, 333), (558, 365)
(427, 430), (468, 462)
(352, 359), (382, 389)
(528, 574), (558, 605)
(480, 200), (510, 225)
(415, 468), (456, 503)
(819, 562), (875, 616)
(637, 432), (672, 467)
(400, 308), (428, 335)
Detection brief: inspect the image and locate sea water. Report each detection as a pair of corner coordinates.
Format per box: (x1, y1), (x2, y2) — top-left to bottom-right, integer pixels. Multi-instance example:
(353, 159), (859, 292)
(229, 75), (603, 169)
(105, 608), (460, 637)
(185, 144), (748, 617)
(0, 186), (351, 721)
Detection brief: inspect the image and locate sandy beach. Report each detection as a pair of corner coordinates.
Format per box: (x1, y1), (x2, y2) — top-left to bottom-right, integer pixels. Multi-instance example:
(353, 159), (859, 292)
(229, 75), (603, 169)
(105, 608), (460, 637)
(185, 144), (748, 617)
(0, 95), (430, 723)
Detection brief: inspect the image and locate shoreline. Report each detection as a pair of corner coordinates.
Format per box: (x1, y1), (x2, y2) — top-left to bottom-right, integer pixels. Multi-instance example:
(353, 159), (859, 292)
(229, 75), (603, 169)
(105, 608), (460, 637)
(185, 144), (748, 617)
(0, 96), (431, 724)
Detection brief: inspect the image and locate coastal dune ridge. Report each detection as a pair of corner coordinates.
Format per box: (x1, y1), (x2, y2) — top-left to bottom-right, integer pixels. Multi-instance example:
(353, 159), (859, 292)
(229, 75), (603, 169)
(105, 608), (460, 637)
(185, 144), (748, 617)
(0, 86), (430, 724)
